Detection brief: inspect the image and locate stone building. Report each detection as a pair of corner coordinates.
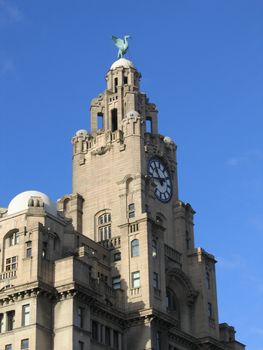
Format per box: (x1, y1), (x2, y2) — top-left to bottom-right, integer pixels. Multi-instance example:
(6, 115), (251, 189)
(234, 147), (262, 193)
(0, 57), (245, 350)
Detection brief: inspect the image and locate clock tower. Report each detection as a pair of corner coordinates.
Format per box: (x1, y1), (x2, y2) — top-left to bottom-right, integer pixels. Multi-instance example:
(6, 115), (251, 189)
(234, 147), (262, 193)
(67, 57), (244, 349)
(0, 55), (245, 350)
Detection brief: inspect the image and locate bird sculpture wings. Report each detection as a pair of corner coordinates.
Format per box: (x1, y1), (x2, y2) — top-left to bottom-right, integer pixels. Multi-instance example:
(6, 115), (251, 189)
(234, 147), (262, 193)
(112, 35), (130, 58)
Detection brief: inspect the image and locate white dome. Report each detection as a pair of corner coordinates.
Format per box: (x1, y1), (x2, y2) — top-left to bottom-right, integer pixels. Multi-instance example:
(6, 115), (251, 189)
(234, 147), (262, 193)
(126, 110), (140, 119)
(76, 129), (88, 136)
(7, 191), (57, 216)
(110, 58), (135, 70)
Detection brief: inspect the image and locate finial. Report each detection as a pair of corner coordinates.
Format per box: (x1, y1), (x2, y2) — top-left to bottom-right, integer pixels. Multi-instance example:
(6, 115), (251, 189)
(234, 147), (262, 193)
(112, 35), (131, 59)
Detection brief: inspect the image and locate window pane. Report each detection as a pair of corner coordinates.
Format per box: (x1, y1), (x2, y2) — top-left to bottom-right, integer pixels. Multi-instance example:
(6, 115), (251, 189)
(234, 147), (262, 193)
(105, 326), (111, 345)
(112, 276), (121, 289)
(132, 271), (140, 288)
(22, 304), (30, 326)
(92, 320), (98, 340)
(6, 310), (15, 331)
(131, 240), (139, 257)
(21, 339), (29, 349)
(5, 345), (12, 350)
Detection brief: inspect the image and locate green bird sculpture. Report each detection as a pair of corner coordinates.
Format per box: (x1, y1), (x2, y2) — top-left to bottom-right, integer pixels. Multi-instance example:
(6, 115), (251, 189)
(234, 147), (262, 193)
(112, 35), (131, 59)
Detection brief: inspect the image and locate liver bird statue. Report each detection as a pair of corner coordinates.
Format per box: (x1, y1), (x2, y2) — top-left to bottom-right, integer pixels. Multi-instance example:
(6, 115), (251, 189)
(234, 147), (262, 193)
(112, 35), (131, 59)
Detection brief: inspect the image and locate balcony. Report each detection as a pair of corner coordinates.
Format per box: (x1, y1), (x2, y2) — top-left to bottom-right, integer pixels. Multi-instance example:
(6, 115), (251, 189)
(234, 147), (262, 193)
(0, 270), (17, 281)
(164, 244), (182, 267)
(99, 236), (121, 249)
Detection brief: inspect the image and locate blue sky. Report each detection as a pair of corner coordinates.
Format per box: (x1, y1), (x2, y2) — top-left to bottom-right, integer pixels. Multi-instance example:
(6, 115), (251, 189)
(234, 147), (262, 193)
(0, 0), (262, 348)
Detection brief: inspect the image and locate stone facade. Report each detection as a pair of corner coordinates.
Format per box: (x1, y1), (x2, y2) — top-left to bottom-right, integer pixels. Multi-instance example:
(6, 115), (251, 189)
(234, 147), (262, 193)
(0, 58), (245, 350)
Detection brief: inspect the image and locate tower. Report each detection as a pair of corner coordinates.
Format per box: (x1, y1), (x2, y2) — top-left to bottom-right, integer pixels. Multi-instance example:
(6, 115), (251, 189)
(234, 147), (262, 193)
(0, 56), (245, 350)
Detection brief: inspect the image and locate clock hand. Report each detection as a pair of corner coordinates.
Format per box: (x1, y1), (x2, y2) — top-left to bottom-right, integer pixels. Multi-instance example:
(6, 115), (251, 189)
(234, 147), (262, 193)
(152, 176), (164, 186)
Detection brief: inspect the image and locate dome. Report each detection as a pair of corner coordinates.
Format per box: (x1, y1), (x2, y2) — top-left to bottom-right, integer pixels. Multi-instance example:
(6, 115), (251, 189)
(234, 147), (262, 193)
(110, 58), (135, 70)
(7, 191), (57, 216)
(76, 129), (88, 136)
(126, 110), (140, 119)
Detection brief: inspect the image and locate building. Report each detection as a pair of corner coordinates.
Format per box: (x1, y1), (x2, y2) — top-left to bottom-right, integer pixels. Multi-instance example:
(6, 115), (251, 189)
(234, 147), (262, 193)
(0, 57), (245, 350)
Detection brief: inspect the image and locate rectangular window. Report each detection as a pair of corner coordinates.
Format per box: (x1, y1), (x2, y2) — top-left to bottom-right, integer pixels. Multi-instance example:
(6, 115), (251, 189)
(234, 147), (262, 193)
(26, 241), (32, 258)
(128, 203), (135, 218)
(113, 330), (119, 349)
(22, 304), (30, 326)
(6, 310), (15, 331)
(0, 313), (3, 333)
(6, 257), (17, 271)
(5, 345), (12, 350)
(100, 324), (104, 343)
(21, 339), (29, 349)
(153, 272), (159, 289)
(77, 307), (84, 328)
(78, 341), (84, 350)
(42, 242), (48, 259)
(156, 331), (161, 350)
(92, 320), (98, 341)
(105, 326), (111, 346)
(112, 276), (121, 290)
(208, 302), (212, 318)
(114, 252), (121, 261)
(132, 271), (140, 288)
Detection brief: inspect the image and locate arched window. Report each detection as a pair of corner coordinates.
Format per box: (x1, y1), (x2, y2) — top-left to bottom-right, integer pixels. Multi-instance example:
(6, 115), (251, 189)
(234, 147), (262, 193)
(6, 230), (19, 247)
(131, 239), (139, 257)
(166, 288), (179, 316)
(98, 213), (111, 241)
(152, 239), (157, 258)
(114, 77), (118, 93)
(111, 109), (118, 132)
(146, 117), (152, 133)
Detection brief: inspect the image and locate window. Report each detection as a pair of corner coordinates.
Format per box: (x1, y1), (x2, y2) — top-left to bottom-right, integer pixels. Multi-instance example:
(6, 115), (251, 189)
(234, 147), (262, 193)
(166, 289), (178, 313)
(156, 331), (161, 350)
(152, 240), (157, 258)
(21, 339), (29, 350)
(97, 113), (104, 130)
(206, 271), (211, 289)
(128, 203), (135, 218)
(114, 252), (121, 261)
(111, 109), (118, 131)
(113, 330), (119, 349)
(114, 77), (118, 93)
(77, 307), (84, 328)
(6, 257), (17, 271)
(5, 345), (12, 350)
(153, 272), (159, 289)
(92, 320), (98, 341)
(8, 231), (19, 246)
(26, 241), (32, 258)
(6, 310), (15, 331)
(124, 76), (128, 84)
(100, 324), (104, 343)
(42, 242), (48, 259)
(146, 117), (152, 133)
(208, 302), (212, 318)
(132, 271), (140, 288)
(112, 276), (121, 290)
(0, 313), (3, 333)
(131, 239), (139, 257)
(98, 213), (111, 241)
(105, 326), (111, 346)
(186, 231), (190, 250)
(22, 304), (30, 326)
(78, 341), (84, 350)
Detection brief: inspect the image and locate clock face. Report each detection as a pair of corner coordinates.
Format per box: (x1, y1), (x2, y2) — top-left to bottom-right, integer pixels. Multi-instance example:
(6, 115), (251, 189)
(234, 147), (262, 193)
(148, 158), (172, 203)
